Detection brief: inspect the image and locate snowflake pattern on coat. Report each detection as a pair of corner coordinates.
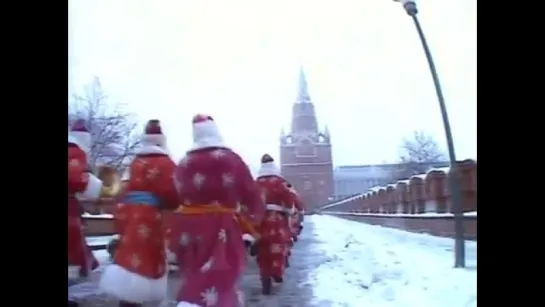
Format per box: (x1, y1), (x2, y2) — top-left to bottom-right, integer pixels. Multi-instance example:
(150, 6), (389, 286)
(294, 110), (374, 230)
(168, 147), (264, 306)
(254, 175), (296, 279)
(113, 151), (179, 280)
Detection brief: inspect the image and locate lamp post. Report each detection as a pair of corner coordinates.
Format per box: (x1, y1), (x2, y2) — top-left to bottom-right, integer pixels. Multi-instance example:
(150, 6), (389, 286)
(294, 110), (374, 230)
(393, 0), (465, 268)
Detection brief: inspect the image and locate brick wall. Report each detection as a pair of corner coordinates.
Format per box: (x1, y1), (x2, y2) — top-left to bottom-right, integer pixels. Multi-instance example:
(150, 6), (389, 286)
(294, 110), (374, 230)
(83, 217), (115, 236)
(328, 213), (476, 240)
(320, 160), (477, 239)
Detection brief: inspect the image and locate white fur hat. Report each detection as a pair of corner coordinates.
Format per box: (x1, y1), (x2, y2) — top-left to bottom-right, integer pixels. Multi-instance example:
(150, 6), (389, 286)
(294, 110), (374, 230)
(141, 119), (166, 148)
(69, 119), (91, 151)
(191, 114), (226, 150)
(257, 154), (282, 177)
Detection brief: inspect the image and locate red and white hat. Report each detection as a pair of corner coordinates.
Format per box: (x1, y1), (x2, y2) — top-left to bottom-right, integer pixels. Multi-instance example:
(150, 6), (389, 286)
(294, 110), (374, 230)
(69, 119), (92, 150)
(142, 119), (166, 148)
(257, 153), (281, 178)
(191, 114), (225, 150)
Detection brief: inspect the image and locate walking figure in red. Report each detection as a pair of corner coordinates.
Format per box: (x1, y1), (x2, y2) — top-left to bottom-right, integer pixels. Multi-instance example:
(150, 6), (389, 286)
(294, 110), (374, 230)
(68, 119), (102, 306)
(254, 154), (296, 295)
(99, 119), (180, 307)
(169, 114), (264, 307)
(288, 184), (305, 241)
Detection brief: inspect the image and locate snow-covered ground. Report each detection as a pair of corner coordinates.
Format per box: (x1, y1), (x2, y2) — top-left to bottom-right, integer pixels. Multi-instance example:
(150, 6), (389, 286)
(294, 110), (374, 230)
(93, 249), (111, 265)
(86, 235), (117, 247)
(307, 215), (477, 307)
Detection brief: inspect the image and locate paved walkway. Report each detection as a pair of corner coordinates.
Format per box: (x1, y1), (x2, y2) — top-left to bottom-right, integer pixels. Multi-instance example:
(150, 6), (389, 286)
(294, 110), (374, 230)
(240, 221), (323, 306)
(71, 220), (326, 307)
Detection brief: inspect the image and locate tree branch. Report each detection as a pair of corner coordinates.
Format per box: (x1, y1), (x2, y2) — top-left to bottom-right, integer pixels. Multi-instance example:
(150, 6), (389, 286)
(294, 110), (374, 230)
(390, 130), (446, 181)
(69, 77), (140, 172)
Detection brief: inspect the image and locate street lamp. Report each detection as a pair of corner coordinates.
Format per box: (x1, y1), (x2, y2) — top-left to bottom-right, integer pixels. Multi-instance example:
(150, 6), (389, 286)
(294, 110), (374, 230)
(393, 0), (466, 268)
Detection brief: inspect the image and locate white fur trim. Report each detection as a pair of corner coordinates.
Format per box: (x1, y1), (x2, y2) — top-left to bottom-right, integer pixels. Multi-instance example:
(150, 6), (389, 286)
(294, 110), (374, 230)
(237, 290), (245, 307)
(68, 265), (80, 280)
(69, 131), (91, 152)
(68, 134), (90, 155)
(99, 264), (168, 303)
(266, 204), (285, 212)
(168, 264), (180, 271)
(191, 119), (227, 151)
(141, 134), (166, 148)
(242, 233), (256, 243)
(176, 302), (201, 307)
(68, 135), (79, 146)
(75, 174), (103, 201)
(257, 161), (282, 178)
(166, 248), (177, 263)
(135, 145), (169, 156)
(287, 206), (296, 215)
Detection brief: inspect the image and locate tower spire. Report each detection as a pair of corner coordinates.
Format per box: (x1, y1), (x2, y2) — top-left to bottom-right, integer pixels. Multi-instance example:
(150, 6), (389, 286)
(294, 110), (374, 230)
(297, 66), (310, 103)
(290, 65), (318, 134)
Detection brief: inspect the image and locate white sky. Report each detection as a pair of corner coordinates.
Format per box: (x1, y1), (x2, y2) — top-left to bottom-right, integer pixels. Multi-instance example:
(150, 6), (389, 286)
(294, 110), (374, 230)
(68, 0), (476, 167)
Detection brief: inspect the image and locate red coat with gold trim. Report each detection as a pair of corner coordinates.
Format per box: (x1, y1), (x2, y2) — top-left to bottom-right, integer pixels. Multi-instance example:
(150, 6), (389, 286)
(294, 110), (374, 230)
(98, 145), (180, 304)
(167, 147), (264, 305)
(113, 147), (179, 279)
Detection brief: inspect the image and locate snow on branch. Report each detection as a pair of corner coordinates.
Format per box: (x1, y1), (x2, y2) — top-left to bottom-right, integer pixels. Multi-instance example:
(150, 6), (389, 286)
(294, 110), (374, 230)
(69, 77), (140, 172)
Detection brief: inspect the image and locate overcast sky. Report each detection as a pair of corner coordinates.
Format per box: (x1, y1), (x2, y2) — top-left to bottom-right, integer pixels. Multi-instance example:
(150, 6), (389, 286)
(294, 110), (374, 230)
(68, 0), (476, 168)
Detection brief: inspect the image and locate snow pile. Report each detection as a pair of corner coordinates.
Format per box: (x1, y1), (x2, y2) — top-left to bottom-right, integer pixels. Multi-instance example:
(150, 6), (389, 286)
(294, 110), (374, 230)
(86, 235), (116, 247)
(82, 212), (114, 219)
(93, 249), (111, 265)
(307, 215), (477, 307)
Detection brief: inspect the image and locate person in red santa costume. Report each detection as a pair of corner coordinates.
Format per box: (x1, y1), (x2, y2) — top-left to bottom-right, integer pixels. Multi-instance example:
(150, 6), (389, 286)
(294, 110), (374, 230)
(282, 183), (304, 270)
(68, 119), (103, 305)
(99, 119), (180, 307)
(253, 154), (296, 295)
(287, 183), (305, 241)
(168, 114), (264, 307)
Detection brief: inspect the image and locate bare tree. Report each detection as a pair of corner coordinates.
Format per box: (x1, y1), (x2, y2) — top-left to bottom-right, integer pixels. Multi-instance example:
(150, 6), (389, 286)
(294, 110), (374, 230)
(391, 131), (447, 181)
(69, 77), (140, 172)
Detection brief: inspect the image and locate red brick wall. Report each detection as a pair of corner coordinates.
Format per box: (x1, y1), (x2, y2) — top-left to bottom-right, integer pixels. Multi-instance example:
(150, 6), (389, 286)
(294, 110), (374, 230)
(81, 200), (116, 215)
(322, 160), (477, 214)
(320, 160), (477, 239)
(83, 217), (115, 236)
(83, 212), (477, 240)
(330, 214), (477, 240)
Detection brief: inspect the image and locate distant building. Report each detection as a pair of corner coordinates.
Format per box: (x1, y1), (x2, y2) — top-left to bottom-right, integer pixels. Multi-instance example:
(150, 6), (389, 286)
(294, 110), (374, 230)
(280, 67), (334, 211)
(332, 161), (449, 201)
(332, 165), (392, 201)
(277, 67), (448, 208)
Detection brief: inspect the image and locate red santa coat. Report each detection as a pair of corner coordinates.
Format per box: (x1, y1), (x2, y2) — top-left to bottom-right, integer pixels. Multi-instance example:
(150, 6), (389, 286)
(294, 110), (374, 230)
(289, 188), (305, 238)
(98, 145), (179, 304)
(68, 139), (103, 279)
(254, 175), (295, 279)
(168, 147), (264, 307)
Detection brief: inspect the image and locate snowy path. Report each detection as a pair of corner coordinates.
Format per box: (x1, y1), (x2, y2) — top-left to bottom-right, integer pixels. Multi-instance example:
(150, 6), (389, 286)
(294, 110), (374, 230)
(308, 215), (477, 307)
(240, 218), (324, 306)
(72, 215), (476, 306)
